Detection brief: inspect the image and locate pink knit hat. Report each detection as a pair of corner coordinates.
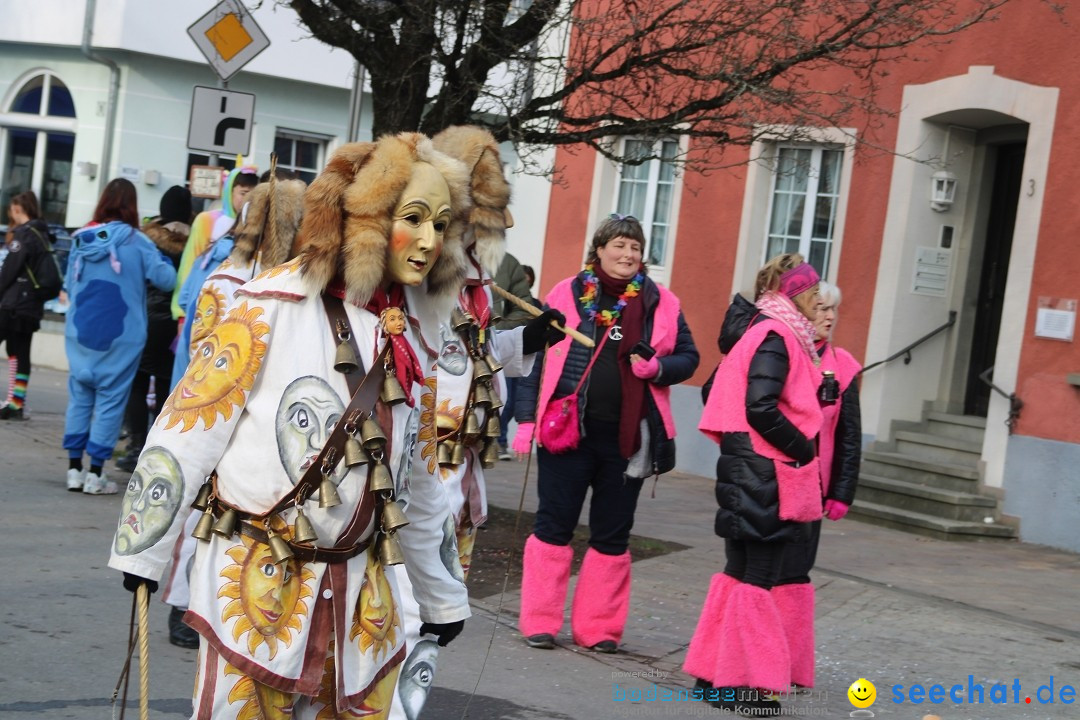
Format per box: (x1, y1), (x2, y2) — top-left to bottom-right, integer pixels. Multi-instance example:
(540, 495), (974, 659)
(779, 263), (820, 299)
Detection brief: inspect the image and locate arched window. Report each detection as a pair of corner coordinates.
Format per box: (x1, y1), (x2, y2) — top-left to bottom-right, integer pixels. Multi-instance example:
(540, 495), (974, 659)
(1, 71), (77, 225)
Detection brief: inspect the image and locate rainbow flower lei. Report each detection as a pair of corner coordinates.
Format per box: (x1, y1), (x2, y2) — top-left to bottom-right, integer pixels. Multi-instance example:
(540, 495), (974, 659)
(579, 264), (644, 327)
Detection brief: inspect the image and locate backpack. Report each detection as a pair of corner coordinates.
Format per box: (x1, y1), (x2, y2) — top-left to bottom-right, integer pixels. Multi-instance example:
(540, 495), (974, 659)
(24, 226), (64, 301)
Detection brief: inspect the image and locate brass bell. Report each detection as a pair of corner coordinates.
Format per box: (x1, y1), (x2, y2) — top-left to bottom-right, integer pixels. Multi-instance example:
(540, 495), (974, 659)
(473, 383), (492, 409)
(318, 474), (342, 508)
(211, 507), (238, 538)
(485, 353), (504, 374)
(437, 441), (454, 467)
(360, 417), (387, 451)
(488, 389), (504, 412)
(377, 531), (406, 566)
(192, 507), (214, 541)
(450, 441), (466, 466)
(333, 339), (359, 374)
(480, 440), (499, 468)
(292, 507), (318, 544)
(267, 528), (294, 565)
(369, 462), (395, 493)
(191, 480), (213, 511)
(485, 413), (501, 439)
(344, 435), (368, 467)
(381, 499), (410, 532)
(472, 359), (492, 383)
(489, 310), (503, 326)
(380, 374), (408, 406)
(450, 308), (471, 332)
(462, 410), (482, 442)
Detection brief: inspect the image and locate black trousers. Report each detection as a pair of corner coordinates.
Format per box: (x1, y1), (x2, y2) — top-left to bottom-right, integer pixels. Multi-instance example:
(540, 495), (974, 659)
(534, 418), (644, 555)
(724, 520), (821, 589)
(123, 319), (176, 450)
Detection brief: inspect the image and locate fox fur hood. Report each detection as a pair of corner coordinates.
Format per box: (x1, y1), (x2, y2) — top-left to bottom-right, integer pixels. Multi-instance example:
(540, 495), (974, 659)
(431, 125), (511, 276)
(294, 132), (471, 307)
(140, 220), (188, 261)
(231, 178), (307, 270)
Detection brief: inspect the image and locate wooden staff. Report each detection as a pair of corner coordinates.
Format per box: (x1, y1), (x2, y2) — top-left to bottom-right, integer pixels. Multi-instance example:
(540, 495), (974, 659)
(137, 583), (150, 720)
(489, 282), (595, 348)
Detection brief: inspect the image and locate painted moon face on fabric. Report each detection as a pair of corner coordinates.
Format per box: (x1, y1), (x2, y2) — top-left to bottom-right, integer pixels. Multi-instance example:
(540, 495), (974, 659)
(386, 162), (451, 287)
(190, 285), (227, 348)
(440, 514), (466, 584)
(114, 446), (184, 555)
(436, 324), (467, 376)
(275, 376), (344, 486)
(848, 678), (877, 708)
(162, 302), (269, 432)
(398, 639), (439, 720)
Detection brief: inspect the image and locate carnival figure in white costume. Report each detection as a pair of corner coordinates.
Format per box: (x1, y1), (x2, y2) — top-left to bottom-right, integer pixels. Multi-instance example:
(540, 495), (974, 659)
(391, 126), (565, 719)
(110, 133), (475, 719)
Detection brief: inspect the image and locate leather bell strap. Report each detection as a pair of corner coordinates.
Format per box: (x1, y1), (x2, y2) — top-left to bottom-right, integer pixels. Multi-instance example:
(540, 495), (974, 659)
(238, 519), (371, 564)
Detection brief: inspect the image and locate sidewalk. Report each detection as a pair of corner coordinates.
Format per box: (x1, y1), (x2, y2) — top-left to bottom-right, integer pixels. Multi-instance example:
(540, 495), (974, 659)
(2, 367), (1078, 719)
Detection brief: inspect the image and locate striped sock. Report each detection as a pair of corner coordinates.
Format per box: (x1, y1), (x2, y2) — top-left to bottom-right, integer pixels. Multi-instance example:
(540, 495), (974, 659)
(11, 373), (28, 409)
(4, 357), (14, 406)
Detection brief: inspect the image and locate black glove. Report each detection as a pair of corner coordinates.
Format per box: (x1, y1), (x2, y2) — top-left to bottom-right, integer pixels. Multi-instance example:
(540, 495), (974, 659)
(419, 620), (465, 647)
(123, 572), (159, 594)
(522, 309), (568, 355)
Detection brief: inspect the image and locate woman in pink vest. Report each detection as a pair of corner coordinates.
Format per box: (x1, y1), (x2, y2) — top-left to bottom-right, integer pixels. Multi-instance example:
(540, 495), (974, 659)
(771, 280), (861, 691)
(512, 214), (699, 653)
(685, 253), (825, 716)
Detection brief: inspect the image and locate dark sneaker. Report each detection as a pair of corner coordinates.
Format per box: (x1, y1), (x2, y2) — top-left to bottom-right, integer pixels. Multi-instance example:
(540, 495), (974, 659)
(115, 451), (140, 473)
(0, 405), (24, 420)
(168, 606), (200, 649)
(524, 633), (555, 649)
(591, 640), (618, 653)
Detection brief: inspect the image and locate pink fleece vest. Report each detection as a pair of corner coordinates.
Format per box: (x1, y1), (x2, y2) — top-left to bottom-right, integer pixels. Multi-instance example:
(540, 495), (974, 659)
(699, 318), (825, 521)
(537, 277), (680, 440)
(816, 344), (862, 497)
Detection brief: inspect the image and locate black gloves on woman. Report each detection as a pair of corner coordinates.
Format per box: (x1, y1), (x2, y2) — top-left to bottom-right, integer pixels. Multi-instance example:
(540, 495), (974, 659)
(522, 309), (568, 355)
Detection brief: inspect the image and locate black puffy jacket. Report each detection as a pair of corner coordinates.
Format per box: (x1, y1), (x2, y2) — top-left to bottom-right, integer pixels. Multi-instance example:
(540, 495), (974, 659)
(713, 316), (816, 543)
(0, 218), (51, 328)
(140, 220), (187, 324)
(824, 372), (861, 506)
(516, 274), (699, 477)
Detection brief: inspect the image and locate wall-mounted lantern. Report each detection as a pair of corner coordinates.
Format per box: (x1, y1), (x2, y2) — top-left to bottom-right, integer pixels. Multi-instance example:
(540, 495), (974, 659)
(930, 170), (957, 212)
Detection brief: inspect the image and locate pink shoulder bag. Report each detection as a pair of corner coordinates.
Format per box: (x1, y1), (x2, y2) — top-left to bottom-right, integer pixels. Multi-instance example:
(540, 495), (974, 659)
(538, 332), (609, 454)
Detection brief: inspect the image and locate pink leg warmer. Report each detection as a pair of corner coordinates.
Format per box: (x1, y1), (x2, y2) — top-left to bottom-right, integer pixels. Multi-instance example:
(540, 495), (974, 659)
(519, 534), (574, 638)
(683, 579), (791, 693)
(571, 547), (632, 648)
(772, 583), (815, 688)
(683, 573), (740, 680)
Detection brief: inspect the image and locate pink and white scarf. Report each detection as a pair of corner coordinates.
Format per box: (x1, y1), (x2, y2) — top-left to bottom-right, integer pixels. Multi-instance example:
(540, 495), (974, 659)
(755, 291), (819, 365)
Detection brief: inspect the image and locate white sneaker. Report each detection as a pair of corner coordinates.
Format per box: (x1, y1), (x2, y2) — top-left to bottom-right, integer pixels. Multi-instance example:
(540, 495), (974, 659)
(83, 471), (118, 495)
(66, 468), (85, 492)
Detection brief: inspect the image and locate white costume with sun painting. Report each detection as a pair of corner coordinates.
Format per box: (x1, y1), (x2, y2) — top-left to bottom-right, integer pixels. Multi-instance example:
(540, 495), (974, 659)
(110, 133), (476, 719)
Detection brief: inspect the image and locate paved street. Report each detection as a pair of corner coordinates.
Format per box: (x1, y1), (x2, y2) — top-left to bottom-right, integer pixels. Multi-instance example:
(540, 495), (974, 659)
(1, 367), (1078, 719)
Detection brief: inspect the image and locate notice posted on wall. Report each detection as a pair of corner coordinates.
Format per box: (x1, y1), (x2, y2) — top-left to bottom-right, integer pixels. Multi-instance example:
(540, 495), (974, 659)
(1035, 297), (1076, 342)
(190, 165), (223, 199)
(911, 246), (951, 297)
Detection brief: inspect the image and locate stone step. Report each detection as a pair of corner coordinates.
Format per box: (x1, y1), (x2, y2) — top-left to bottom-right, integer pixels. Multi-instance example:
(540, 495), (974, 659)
(862, 450), (981, 493)
(858, 474), (997, 522)
(892, 430), (982, 466)
(924, 411), (987, 444)
(848, 500), (1017, 541)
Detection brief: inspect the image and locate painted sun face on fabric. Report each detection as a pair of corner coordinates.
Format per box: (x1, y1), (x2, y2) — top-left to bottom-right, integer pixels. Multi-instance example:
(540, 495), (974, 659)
(418, 377), (464, 475)
(225, 664), (295, 720)
(387, 162), (451, 287)
(190, 285), (228, 349)
(314, 643), (401, 720)
(349, 550), (400, 659)
(114, 446), (184, 555)
(398, 639), (438, 720)
(276, 376), (345, 486)
(220, 529), (315, 660)
(456, 521), (477, 583)
(162, 302), (269, 432)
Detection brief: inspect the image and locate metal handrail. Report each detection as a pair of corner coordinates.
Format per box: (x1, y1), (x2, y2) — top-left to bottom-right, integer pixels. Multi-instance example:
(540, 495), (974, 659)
(977, 366), (1023, 434)
(860, 310), (957, 375)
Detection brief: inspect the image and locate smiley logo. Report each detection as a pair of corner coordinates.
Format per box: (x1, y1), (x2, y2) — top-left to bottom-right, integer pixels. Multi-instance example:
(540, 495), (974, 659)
(847, 678), (877, 708)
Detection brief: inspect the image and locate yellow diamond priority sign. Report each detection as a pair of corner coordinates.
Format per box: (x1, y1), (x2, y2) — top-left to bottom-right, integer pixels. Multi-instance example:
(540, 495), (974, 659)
(188, 0), (270, 81)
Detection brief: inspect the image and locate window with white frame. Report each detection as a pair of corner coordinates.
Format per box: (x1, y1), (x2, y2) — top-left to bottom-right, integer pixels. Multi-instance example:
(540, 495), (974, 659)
(764, 145), (843, 277)
(615, 138), (678, 268)
(273, 130), (327, 184)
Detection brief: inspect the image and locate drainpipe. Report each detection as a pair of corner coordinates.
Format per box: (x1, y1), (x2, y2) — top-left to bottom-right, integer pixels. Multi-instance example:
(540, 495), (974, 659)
(81, 0), (119, 194)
